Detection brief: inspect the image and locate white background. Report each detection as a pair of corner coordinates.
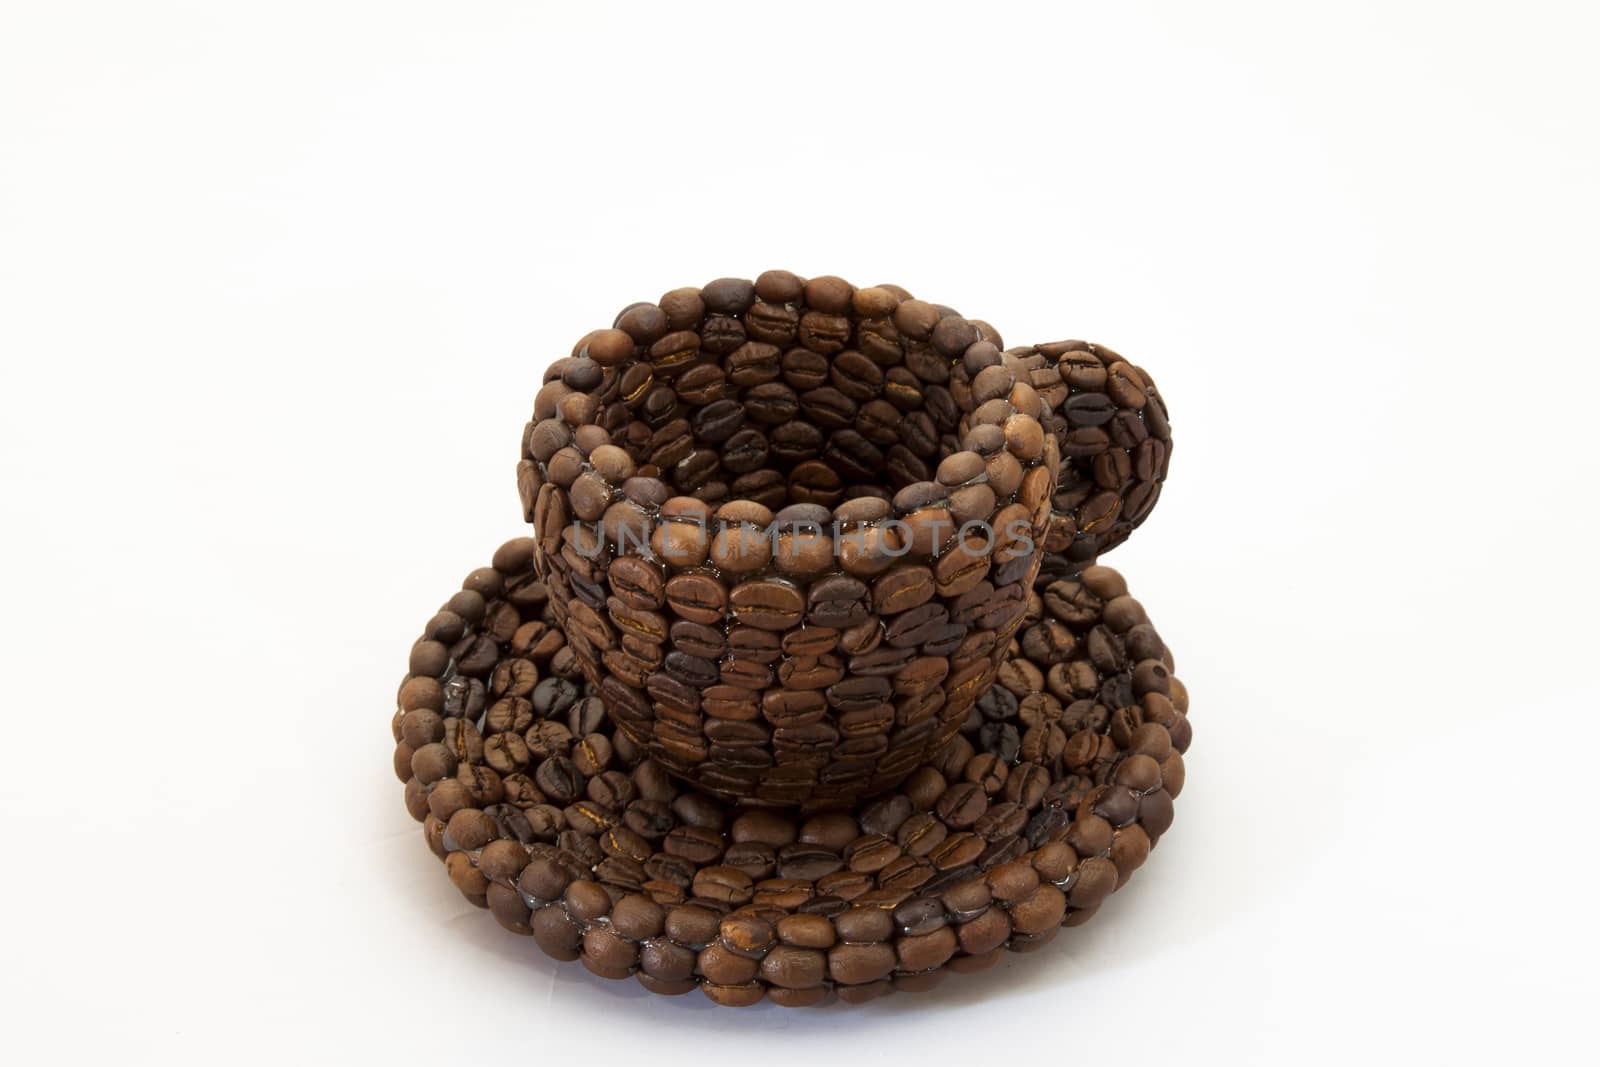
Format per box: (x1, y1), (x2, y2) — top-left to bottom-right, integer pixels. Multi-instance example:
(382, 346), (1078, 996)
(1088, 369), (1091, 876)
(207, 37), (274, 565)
(3, 1), (1597, 1063)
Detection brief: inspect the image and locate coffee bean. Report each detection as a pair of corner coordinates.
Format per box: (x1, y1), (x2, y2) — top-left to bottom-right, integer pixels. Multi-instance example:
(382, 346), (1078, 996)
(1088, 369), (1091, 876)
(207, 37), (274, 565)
(534, 756), (583, 804)
(798, 310), (851, 353)
(745, 382), (800, 425)
(729, 578), (804, 631)
(872, 565), (935, 614)
(664, 573), (726, 625)
(525, 720), (573, 761)
(745, 291), (800, 343)
(893, 895), (949, 937)
(777, 844), (846, 881)
(897, 811), (949, 858)
(776, 348), (827, 392)
(897, 926), (959, 973)
(719, 912), (777, 959)
(562, 695), (604, 738)
(936, 783), (988, 828)
(843, 834), (902, 873)
(787, 460), (843, 506)
(606, 556), (664, 611)
(531, 676), (580, 720)
(759, 945), (826, 990)
(1065, 392), (1117, 428)
(828, 942), (897, 985)
(530, 905), (582, 961)
(767, 419), (825, 464)
(823, 429), (883, 480)
(692, 866), (754, 905)
(589, 770), (636, 812)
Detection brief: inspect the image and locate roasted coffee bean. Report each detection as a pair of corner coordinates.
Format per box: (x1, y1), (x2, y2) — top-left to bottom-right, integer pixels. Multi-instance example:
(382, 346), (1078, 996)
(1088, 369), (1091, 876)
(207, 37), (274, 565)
(670, 449), (720, 493)
(873, 565), (935, 614)
(674, 362), (728, 406)
(564, 799), (615, 836)
(978, 722), (1022, 763)
(823, 429), (883, 480)
(562, 695), (605, 738)
(722, 841), (777, 880)
(617, 798), (674, 840)
(779, 347), (829, 390)
(887, 604), (957, 652)
(665, 824), (726, 864)
(897, 810), (949, 857)
(720, 427), (769, 473)
(717, 912), (777, 960)
(483, 732), (530, 775)
(664, 573), (726, 625)
(843, 834), (902, 873)
(588, 770), (636, 811)
(523, 804), (567, 842)
(822, 349), (881, 401)
(709, 522), (773, 576)
(892, 895), (949, 938)
(745, 382), (800, 425)
(936, 784), (988, 829)
(667, 619), (724, 660)
(722, 339), (783, 387)
(532, 677), (581, 721)
(729, 578), (805, 631)
(607, 555), (664, 610)
(777, 844), (846, 881)
(525, 720), (573, 761)
(804, 574), (869, 629)
(787, 460), (843, 506)
(693, 866), (754, 905)
(691, 398), (745, 443)
(769, 419), (825, 462)
(828, 942), (897, 985)
(571, 734), (614, 778)
(800, 387), (858, 430)
(534, 756), (583, 804)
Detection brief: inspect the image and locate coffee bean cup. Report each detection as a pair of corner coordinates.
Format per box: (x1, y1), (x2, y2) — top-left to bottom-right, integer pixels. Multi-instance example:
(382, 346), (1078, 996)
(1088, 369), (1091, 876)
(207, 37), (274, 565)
(520, 273), (1068, 808)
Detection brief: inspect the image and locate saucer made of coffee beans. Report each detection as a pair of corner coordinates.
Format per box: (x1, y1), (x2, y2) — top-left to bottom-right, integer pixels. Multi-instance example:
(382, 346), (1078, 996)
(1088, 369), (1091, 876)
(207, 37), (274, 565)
(515, 272), (1171, 809)
(392, 538), (1192, 1007)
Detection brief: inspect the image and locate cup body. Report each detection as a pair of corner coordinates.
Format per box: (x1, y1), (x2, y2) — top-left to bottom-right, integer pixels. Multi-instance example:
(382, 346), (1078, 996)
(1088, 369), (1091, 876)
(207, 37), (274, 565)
(519, 278), (1061, 807)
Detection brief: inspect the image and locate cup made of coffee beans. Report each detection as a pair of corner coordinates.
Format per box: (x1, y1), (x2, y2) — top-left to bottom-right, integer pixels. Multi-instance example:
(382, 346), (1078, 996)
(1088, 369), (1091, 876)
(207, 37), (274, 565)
(518, 273), (1068, 808)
